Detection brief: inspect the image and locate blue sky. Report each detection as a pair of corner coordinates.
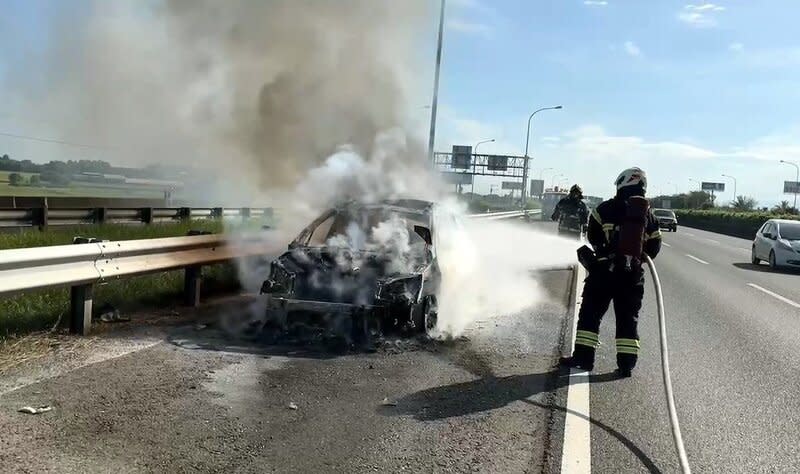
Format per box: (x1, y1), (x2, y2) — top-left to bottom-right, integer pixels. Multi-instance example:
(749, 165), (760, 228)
(434, 0), (800, 205)
(1, 1), (799, 207)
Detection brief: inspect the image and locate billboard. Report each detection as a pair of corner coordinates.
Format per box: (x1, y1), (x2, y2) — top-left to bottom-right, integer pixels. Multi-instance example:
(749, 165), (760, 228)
(784, 181), (800, 194)
(501, 181), (523, 190)
(451, 145), (472, 169)
(487, 155), (508, 171)
(441, 172), (473, 185)
(530, 179), (545, 196)
(701, 182), (725, 192)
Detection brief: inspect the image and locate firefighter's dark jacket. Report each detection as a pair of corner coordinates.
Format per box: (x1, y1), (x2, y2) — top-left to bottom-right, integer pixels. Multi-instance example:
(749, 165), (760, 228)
(587, 197), (662, 261)
(552, 197), (589, 227)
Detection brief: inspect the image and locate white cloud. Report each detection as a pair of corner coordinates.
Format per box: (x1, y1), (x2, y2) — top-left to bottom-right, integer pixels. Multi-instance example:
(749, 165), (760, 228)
(678, 3), (725, 28)
(446, 18), (491, 36)
(561, 125), (718, 161)
(728, 42), (744, 52)
(583, 1), (608, 6)
(624, 41), (642, 58)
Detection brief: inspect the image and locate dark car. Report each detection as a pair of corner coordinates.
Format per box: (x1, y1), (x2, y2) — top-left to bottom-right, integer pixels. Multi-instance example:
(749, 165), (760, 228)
(260, 199), (443, 342)
(653, 208), (678, 232)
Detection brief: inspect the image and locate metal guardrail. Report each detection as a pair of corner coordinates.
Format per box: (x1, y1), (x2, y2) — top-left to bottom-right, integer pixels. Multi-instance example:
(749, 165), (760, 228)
(0, 234), (273, 335)
(467, 209), (541, 220)
(0, 206), (273, 230)
(0, 208), (544, 336)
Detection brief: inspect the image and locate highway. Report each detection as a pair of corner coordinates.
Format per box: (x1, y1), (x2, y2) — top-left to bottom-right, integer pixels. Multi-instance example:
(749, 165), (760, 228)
(587, 225), (800, 473)
(2, 220), (799, 473)
(0, 269), (575, 473)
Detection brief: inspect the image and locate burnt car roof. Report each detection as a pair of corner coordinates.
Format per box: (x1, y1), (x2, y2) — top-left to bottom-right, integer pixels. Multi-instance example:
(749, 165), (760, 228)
(334, 199), (434, 215)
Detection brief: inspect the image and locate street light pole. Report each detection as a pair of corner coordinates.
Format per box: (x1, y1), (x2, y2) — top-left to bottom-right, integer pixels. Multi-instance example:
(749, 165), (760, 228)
(780, 160), (800, 210)
(471, 138), (494, 195)
(522, 105), (562, 205)
(539, 167), (553, 179)
(688, 178), (700, 191)
(552, 173), (565, 190)
(721, 174), (737, 203)
(427, 0), (446, 163)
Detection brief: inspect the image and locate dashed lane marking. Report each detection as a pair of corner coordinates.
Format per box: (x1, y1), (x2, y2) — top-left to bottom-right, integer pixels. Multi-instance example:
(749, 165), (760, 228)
(662, 242), (672, 248)
(685, 254), (709, 265)
(747, 283), (800, 309)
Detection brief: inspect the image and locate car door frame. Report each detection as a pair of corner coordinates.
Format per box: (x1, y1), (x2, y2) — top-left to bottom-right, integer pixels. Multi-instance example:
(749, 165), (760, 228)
(755, 221), (773, 260)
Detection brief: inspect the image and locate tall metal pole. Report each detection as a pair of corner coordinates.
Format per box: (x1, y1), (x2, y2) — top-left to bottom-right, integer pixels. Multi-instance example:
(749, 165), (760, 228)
(539, 167), (553, 179)
(780, 160), (799, 210)
(427, 0), (446, 163)
(521, 105), (562, 206)
(721, 174), (737, 203)
(471, 138), (494, 195)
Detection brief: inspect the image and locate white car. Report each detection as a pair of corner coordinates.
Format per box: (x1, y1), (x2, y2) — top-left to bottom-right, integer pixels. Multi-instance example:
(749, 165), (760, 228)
(751, 219), (800, 269)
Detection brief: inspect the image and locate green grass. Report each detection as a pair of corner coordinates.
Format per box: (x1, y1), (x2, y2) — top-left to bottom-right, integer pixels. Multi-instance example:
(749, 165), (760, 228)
(0, 220), (225, 250)
(0, 220), (246, 338)
(0, 182), (167, 198)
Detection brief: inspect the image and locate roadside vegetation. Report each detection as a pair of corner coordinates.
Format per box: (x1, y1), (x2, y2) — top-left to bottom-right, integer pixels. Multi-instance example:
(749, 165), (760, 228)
(0, 220), (242, 338)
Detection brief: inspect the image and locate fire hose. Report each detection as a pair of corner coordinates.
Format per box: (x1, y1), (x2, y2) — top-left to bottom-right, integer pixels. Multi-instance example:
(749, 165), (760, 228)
(644, 254), (692, 474)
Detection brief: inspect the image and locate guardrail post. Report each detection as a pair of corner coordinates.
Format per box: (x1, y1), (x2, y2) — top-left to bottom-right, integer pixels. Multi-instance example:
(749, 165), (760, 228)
(96, 207), (107, 224)
(212, 207), (223, 219)
(179, 207), (192, 221)
(184, 265), (202, 307)
(241, 207), (251, 222)
(34, 206), (48, 231)
(142, 207), (154, 224)
(70, 284), (93, 335)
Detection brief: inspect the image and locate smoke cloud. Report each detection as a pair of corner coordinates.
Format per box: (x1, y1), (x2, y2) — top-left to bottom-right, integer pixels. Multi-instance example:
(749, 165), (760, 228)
(9, 1), (580, 340)
(8, 0), (434, 205)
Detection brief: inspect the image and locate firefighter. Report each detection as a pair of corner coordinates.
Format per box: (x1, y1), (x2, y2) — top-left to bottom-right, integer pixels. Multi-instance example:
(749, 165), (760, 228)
(551, 184), (589, 238)
(559, 167), (662, 377)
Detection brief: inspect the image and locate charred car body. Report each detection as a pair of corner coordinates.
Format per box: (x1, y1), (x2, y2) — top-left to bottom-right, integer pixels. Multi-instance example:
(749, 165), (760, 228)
(260, 199), (448, 341)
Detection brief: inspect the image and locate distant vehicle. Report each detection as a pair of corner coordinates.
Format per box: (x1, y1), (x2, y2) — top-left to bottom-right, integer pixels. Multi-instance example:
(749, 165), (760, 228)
(260, 199), (447, 341)
(541, 188), (568, 221)
(752, 219), (800, 269)
(653, 208), (678, 232)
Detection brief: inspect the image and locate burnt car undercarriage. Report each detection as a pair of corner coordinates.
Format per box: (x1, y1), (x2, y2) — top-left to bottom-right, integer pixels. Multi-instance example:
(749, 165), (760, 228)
(259, 200), (440, 344)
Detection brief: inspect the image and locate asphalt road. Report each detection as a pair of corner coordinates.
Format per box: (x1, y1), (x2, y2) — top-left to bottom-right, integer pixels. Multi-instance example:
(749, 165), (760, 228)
(0, 266), (576, 473)
(588, 224), (800, 473)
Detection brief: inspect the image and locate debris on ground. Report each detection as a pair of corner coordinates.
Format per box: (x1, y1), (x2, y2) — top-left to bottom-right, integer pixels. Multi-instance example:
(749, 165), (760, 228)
(287, 402), (298, 410)
(380, 397), (398, 407)
(18, 405), (53, 415)
(195, 324), (208, 331)
(96, 304), (131, 323)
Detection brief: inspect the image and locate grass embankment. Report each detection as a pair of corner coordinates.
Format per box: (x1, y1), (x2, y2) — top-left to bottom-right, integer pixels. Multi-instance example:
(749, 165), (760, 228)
(0, 220), (243, 338)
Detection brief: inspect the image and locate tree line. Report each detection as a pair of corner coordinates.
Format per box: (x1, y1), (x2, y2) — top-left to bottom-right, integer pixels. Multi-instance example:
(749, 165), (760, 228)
(1, 154), (184, 187)
(650, 191), (798, 215)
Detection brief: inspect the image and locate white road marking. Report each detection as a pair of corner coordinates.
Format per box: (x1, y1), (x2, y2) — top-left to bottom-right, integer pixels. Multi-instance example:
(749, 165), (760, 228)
(747, 283), (800, 309)
(684, 232), (696, 237)
(704, 238), (719, 244)
(561, 265), (591, 474)
(685, 254), (709, 265)
(662, 242), (672, 248)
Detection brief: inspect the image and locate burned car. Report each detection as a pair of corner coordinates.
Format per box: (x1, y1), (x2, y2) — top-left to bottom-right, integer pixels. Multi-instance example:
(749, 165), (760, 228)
(260, 199), (446, 341)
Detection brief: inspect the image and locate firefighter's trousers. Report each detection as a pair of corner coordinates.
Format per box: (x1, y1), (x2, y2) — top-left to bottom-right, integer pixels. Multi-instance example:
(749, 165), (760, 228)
(571, 268), (644, 371)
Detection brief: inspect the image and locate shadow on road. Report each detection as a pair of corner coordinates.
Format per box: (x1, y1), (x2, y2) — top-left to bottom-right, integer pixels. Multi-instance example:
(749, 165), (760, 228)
(382, 369), (621, 421)
(732, 262), (800, 275)
(381, 368), (661, 473)
(523, 398), (663, 474)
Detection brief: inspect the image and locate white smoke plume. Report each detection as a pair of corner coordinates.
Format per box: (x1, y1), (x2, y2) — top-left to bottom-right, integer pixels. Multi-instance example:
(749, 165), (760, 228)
(9, 1), (581, 339)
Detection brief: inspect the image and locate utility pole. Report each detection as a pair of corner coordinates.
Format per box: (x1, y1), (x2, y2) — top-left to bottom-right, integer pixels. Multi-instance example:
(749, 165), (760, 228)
(471, 138), (494, 195)
(521, 105), (562, 206)
(721, 174), (737, 203)
(427, 0), (446, 163)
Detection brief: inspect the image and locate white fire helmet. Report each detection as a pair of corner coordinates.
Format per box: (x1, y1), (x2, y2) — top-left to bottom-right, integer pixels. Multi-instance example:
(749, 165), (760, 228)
(615, 167), (647, 192)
